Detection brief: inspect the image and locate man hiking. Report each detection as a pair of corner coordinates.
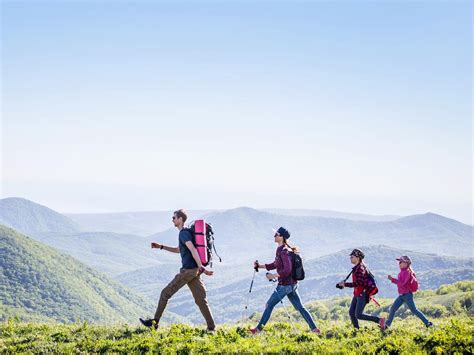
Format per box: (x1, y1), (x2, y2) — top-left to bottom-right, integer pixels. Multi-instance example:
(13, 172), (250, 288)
(139, 209), (216, 331)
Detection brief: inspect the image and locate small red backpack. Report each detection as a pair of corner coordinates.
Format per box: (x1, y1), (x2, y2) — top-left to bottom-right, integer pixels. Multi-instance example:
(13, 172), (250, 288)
(408, 271), (419, 293)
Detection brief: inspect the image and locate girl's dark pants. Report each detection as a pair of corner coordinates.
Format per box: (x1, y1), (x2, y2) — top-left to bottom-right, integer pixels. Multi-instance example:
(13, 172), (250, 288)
(349, 292), (380, 328)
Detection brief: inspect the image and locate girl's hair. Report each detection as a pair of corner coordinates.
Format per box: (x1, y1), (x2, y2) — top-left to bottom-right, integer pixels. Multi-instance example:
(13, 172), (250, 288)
(283, 239), (299, 253)
(408, 265), (416, 276)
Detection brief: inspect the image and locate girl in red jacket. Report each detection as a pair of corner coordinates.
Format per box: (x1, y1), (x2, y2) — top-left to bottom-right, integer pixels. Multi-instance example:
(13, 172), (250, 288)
(337, 249), (385, 329)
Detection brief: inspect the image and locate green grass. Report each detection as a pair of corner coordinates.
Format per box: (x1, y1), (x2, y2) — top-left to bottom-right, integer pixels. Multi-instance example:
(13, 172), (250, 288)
(1, 316), (473, 353)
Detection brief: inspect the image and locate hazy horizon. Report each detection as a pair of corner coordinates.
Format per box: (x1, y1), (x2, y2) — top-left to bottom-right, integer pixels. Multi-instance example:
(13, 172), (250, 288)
(2, 1), (472, 224)
(4, 195), (474, 227)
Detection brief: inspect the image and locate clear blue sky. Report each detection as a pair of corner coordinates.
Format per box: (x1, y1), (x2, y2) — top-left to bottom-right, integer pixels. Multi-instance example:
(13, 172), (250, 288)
(1, 0), (472, 223)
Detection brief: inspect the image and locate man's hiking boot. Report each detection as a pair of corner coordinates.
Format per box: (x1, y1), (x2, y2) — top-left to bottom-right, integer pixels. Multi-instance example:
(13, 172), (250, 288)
(140, 318), (158, 329)
(379, 317), (386, 330)
(311, 328), (321, 335)
(249, 327), (261, 335)
(426, 321), (433, 328)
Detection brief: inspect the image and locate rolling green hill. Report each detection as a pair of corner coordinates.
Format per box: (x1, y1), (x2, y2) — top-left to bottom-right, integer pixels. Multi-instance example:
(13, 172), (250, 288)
(0, 224), (183, 324)
(0, 198), (80, 235)
(1, 282), (472, 353)
(1, 317), (472, 353)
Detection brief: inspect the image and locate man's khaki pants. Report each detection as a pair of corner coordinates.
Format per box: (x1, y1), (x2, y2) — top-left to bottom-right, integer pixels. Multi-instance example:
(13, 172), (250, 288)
(154, 268), (215, 330)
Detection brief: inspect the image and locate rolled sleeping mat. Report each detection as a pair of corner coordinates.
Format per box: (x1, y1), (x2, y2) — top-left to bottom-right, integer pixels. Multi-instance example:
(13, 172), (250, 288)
(194, 219), (208, 266)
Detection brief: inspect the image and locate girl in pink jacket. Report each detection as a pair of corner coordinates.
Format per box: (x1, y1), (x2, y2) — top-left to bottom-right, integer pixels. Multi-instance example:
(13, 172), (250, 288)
(385, 255), (433, 329)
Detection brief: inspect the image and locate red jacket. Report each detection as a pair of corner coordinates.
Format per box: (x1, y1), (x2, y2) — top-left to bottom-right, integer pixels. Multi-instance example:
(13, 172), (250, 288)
(344, 263), (368, 297)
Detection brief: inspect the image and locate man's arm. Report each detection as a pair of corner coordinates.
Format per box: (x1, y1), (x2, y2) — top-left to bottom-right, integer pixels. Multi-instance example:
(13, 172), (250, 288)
(185, 241), (213, 276)
(151, 242), (179, 253)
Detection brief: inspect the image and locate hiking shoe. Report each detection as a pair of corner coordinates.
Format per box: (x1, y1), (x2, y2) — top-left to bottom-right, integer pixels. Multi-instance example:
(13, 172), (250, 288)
(249, 327), (261, 335)
(379, 317), (386, 330)
(140, 318), (158, 329)
(426, 322), (433, 328)
(311, 328), (321, 335)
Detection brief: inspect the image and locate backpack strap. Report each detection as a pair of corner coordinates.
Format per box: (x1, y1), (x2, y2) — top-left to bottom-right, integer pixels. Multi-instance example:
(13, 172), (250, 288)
(212, 243), (222, 263)
(343, 269), (354, 282)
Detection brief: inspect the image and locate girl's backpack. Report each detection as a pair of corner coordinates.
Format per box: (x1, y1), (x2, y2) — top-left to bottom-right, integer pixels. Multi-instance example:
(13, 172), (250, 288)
(365, 267), (379, 298)
(408, 272), (419, 292)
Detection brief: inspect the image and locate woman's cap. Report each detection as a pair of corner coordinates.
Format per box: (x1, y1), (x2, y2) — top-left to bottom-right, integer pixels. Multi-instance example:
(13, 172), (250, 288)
(349, 248), (365, 259)
(396, 255), (412, 264)
(273, 227), (290, 240)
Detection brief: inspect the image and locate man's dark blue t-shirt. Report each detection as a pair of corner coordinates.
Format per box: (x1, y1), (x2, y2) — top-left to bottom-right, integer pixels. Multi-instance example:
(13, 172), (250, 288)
(179, 229), (198, 269)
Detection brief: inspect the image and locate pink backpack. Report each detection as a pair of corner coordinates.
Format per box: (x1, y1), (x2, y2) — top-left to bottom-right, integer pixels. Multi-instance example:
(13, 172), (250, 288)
(408, 272), (419, 293)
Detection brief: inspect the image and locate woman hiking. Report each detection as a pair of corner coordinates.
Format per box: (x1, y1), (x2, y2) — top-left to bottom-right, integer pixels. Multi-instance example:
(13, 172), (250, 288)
(384, 255), (433, 329)
(337, 249), (385, 329)
(249, 227), (321, 335)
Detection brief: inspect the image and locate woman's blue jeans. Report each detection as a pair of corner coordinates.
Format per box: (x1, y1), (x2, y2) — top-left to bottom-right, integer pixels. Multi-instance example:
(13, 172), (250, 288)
(386, 292), (430, 327)
(257, 284), (317, 330)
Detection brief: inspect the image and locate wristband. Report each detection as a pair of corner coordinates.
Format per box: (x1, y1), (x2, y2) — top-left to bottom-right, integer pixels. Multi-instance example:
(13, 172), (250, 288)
(160, 245), (163, 250)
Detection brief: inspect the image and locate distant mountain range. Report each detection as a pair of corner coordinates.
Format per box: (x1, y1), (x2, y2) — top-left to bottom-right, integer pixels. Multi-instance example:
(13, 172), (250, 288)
(35, 231), (167, 276)
(66, 207), (402, 236)
(66, 210), (217, 236)
(0, 197), (472, 325)
(262, 209), (401, 221)
(148, 207), (473, 262)
(0, 198), (80, 235)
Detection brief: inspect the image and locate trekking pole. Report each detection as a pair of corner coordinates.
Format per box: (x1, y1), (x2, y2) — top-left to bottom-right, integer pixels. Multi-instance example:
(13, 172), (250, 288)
(242, 260), (259, 323)
(280, 299), (297, 332)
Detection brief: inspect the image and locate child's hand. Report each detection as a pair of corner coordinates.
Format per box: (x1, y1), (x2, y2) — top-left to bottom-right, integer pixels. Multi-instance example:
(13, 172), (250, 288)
(387, 275), (393, 281)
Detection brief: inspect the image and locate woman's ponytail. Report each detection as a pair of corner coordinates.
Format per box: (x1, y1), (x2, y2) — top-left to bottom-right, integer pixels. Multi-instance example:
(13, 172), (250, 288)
(283, 239), (299, 253)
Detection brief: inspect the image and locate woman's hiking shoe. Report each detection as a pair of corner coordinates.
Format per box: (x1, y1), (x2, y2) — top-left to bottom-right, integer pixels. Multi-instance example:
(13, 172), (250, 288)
(249, 327), (261, 335)
(379, 317), (386, 330)
(140, 318), (158, 329)
(311, 328), (321, 335)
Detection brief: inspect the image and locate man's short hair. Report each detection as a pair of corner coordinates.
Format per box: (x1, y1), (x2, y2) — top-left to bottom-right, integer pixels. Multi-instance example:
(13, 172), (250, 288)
(174, 209), (188, 223)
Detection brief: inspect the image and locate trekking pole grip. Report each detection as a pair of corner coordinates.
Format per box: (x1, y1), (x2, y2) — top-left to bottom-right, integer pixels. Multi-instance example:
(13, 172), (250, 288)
(254, 260), (259, 272)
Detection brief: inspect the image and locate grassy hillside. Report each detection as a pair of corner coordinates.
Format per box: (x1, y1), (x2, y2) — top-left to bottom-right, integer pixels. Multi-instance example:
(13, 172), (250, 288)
(0, 225), (179, 324)
(0, 282), (472, 353)
(1, 317), (471, 353)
